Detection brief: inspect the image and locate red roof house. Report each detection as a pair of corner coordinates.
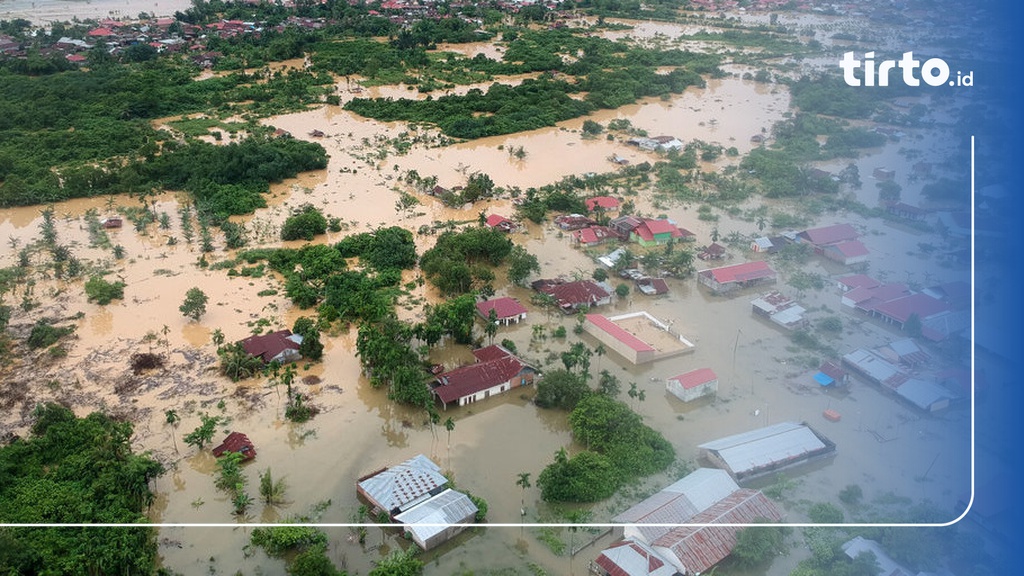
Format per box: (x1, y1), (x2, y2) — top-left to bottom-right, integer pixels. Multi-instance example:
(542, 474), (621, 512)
(239, 330), (303, 364)
(433, 345), (535, 407)
(485, 214), (516, 232)
(797, 223), (859, 246)
(698, 261), (777, 294)
(667, 368), (718, 402)
(476, 297), (527, 326)
(571, 225), (617, 247)
(631, 219), (693, 246)
(585, 196), (621, 212)
(212, 432), (256, 460)
(533, 279), (611, 312)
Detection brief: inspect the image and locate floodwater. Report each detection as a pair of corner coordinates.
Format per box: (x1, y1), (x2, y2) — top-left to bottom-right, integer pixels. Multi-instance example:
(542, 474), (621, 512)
(0, 0), (191, 23)
(0, 12), (975, 576)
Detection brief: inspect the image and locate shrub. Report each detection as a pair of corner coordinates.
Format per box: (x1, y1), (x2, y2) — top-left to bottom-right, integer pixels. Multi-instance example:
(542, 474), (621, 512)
(84, 276), (126, 305)
(281, 205), (328, 241)
(27, 320), (74, 349)
(839, 484), (863, 505)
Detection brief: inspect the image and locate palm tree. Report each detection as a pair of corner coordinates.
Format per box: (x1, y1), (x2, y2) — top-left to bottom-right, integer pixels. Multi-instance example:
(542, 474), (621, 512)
(565, 509), (593, 574)
(756, 215), (767, 232)
(594, 344), (606, 372)
(444, 416), (455, 467)
(516, 472), (531, 515)
(164, 409), (180, 454)
(711, 226), (720, 243)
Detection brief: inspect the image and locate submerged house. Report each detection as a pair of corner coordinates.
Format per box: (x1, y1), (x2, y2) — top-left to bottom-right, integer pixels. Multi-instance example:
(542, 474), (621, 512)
(698, 422), (836, 482)
(238, 330), (303, 364)
(751, 291), (808, 330)
(212, 432), (256, 460)
(432, 345), (535, 408)
(797, 223), (868, 266)
(630, 218), (693, 247)
(356, 454), (477, 550)
(532, 279), (611, 312)
(698, 261), (777, 295)
(598, 468), (782, 576)
(666, 368), (718, 402)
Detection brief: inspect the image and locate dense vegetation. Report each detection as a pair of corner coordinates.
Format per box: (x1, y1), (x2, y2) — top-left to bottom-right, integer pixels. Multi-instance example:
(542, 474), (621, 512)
(0, 404), (163, 575)
(537, 385), (675, 503)
(344, 28), (718, 138)
(419, 226), (514, 295)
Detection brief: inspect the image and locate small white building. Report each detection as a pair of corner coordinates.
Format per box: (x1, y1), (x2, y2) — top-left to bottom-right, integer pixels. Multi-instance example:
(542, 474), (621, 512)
(666, 368), (718, 402)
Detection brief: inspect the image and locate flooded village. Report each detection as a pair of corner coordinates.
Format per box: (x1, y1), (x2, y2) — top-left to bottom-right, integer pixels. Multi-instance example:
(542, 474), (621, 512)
(0, 1), (1000, 575)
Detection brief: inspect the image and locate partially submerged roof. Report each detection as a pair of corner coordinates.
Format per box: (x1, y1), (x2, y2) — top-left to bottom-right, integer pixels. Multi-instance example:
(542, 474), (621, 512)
(358, 454), (447, 514)
(613, 468), (738, 542)
(212, 432), (256, 460)
(651, 489), (783, 574)
(798, 223), (859, 245)
(595, 539), (679, 576)
(239, 330), (302, 363)
(669, 368), (718, 390)
(698, 422), (830, 478)
(701, 261), (776, 284)
(394, 488), (478, 544)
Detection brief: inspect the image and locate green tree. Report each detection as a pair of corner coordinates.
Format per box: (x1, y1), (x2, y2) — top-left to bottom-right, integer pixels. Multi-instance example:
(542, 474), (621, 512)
(183, 413), (221, 450)
(281, 204), (329, 241)
(516, 472), (531, 513)
(732, 521), (789, 568)
(808, 502), (844, 523)
(0, 404), (163, 575)
(615, 283), (630, 298)
(260, 468), (288, 506)
(484, 308), (499, 344)
(180, 287), (209, 321)
(534, 369), (590, 410)
(369, 548), (423, 576)
(84, 275), (126, 304)
(507, 245), (541, 286)
(293, 316), (324, 361)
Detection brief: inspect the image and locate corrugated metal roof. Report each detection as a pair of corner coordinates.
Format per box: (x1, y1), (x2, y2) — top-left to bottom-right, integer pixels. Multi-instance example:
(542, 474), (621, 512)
(895, 378), (954, 411)
(798, 223), (859, 245)
(476, 298), (527, 320)
(394, 488), (477, 546)
(698, 422), (827, 476)
(613, 469), (737, 527)
(434, 348), (529, 404)
(652, 490), (782, 574)
(843, 348), (906, 388)
(596, 539), (679, 576)
(357, 454), (447, 513)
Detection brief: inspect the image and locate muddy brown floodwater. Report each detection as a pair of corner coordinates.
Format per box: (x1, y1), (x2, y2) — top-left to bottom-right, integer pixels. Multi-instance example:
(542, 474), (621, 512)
(0, 14), (975, 576)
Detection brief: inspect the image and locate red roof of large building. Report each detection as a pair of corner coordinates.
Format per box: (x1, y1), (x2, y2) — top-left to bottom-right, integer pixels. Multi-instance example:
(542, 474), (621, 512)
(701, 261), (776, 284)
(798, 223), (859, 245)
(670, 368), (718, 389)
(87, 27), (116, 37)
(476, 297), (527, 320)
(874, 293), (949, 323)
(844, 283), (910, 311)
(586, 314), (656, 353)
(434, 345), (530, 404)
(652, 490), (782, 574)
(828, 240), (869, 258)
(585, 196), (621, 211)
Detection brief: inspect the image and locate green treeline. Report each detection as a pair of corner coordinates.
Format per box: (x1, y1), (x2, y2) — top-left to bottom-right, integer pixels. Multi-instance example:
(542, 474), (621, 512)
(0, 404), (163, 574)
(0, 58), (330, 208)
(342, 28), (719, 138)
